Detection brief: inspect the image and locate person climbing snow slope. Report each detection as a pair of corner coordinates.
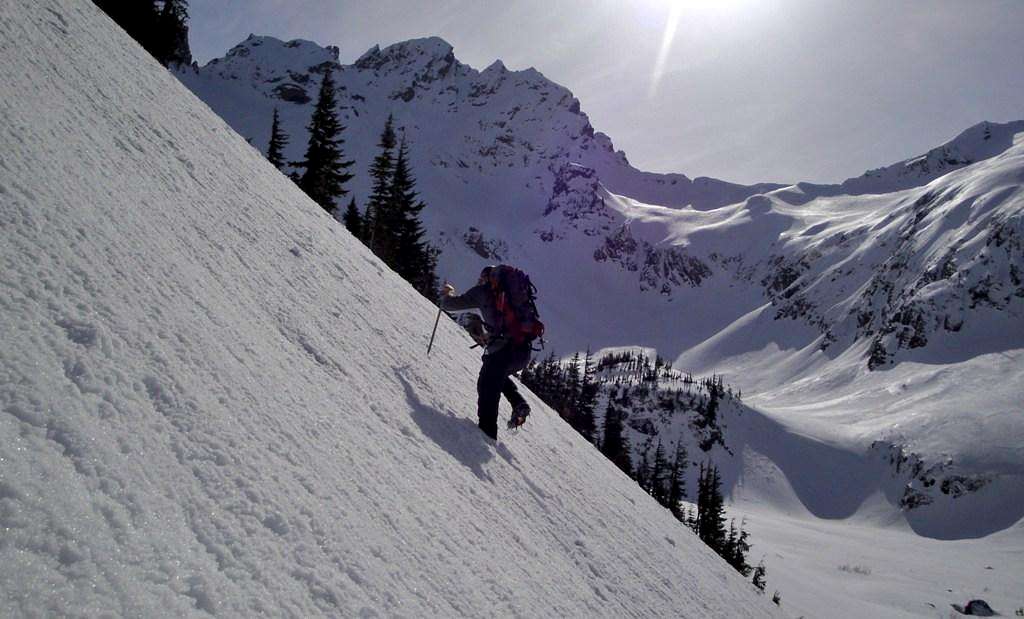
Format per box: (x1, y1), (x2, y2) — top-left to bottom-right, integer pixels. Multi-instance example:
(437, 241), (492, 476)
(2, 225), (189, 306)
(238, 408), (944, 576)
(440, 265), (544, 439)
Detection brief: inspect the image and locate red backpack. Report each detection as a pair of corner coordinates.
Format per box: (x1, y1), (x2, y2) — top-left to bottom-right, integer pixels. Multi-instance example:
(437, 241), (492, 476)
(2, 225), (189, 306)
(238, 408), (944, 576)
(485, 265), (545, 346)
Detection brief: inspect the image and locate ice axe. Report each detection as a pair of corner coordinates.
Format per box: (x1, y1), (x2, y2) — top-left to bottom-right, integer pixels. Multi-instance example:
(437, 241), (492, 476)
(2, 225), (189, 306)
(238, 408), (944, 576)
(426, 307), (443, 355)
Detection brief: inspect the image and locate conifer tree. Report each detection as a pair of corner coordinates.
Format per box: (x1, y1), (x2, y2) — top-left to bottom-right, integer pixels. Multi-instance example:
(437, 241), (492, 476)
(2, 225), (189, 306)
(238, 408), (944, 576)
(153, 0), (191, 67)
(296, 68), (354, 216)
(697, 463), (727, 553)
(266, 108), (289, 170)
(575, 348), (599, 443)
(752, 560), (767, 592)
(723, 518), (753, 576)
(726, 518), (738, 562)
(733, 521), (752, 576)
(563, 352), (582, 419)
(342, 197), (362, 236)
(635, 449), (651, 493)
(650, 440), (668, 506)
(667, 441), (688, 521)
(389, 137), (438, 297)
(364, 115), (397, 251)
(600, 400), (632, 477)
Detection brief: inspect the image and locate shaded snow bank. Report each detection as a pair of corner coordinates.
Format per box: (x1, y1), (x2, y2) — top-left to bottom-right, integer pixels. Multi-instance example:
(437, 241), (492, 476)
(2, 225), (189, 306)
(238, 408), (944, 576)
(0, 2), (780, 617)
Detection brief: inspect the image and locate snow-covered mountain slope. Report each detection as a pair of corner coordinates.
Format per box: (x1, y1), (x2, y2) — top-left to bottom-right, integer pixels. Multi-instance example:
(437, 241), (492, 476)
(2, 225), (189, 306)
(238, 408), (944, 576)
(176, 29), (1024, 537)
(0, 3), (787, 617)
(581, 135), (1024, 535)
(837, 120), (1024, 195)
(176, 33), (781, 227)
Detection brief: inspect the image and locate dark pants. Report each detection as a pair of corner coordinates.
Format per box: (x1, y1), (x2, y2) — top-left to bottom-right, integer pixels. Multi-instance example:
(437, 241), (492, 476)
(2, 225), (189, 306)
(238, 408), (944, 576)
(477, 342), (531, 439)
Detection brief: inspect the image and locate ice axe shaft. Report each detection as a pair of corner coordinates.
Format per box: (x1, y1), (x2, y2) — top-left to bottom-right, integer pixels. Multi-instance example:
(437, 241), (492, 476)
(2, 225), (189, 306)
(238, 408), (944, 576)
(427, 307), (443, 355)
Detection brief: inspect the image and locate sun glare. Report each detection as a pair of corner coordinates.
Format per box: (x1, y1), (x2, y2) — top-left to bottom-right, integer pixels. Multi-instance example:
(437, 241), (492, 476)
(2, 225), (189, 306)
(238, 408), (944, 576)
(644, 0), (754, 98)
(648, 3), (683, 99)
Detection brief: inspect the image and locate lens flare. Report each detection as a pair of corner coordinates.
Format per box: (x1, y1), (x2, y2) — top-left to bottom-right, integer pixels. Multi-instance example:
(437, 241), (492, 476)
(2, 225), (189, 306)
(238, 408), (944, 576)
(648, 3), (684, 99)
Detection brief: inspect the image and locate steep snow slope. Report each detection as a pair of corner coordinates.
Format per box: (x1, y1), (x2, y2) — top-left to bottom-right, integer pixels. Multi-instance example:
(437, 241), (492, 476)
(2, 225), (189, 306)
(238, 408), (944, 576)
(0, 2), (783, 617)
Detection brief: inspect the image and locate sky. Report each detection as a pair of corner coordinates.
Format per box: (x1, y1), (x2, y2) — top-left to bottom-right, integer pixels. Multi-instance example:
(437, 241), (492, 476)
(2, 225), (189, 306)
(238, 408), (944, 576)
(186, 0), (1024, 185)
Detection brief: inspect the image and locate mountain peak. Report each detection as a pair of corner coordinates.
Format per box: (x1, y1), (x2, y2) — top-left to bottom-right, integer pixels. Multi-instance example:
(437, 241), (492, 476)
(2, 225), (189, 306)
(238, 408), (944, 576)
(355, 36), (455, 71)
(839, 119), (1024, 194)
(206, 34), (339, 78)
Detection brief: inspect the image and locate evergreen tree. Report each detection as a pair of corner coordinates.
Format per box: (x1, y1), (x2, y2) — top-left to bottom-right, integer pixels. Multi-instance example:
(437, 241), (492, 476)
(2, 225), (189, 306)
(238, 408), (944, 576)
(575, 348), (599, 443)
(725, 518), (739, 565)
(650, 440), (668, 506)
(733, 521), (752, 576)
(364, 115), (397, 251)
(389, 137), (437, 297)
(724, 518), (753, 577)
(600, 400), (632, 477)
(563, 352), (582, 420)
(667, 441), (688, 521)
(697, 463), (727, 553)
(634, 449), (650, 493)
(342, 197), (362, 237)
(266, 108), (289, 170)
(422, 245), (441, 303)
(296, 68), (354, 216)
(153, 0), (191, 67)
(752, 560), (767, 592)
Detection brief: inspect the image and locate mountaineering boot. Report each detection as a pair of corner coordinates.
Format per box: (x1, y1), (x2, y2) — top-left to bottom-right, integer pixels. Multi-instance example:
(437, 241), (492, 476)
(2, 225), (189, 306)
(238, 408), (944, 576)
(508, 402), (531, 430)
(479, 419), (498, 440)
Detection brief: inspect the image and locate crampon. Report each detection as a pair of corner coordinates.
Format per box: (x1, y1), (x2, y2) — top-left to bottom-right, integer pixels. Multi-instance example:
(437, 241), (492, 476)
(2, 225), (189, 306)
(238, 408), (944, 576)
(507, 403), (530, 431)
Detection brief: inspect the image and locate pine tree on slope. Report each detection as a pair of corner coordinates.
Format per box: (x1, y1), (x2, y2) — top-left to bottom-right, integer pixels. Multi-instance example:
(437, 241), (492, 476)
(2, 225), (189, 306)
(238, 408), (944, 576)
(752, 560), (767, 592)
(574, 348), (599, 443)
(635, 449), (650, 493)
(697, 463), (727, 553)
(266, 108), (289, 171)
(650, 439), (668, 506)
(364, 115), (397, 252)
(296, 68), (353, 216)
(153, 0), (192, 67)
(389, 137), (438, 297)
(342, 197), (362, 237)
(724, 518), (753, 577)
(667, 441), (688, 521)
(600, 399), (632, 477)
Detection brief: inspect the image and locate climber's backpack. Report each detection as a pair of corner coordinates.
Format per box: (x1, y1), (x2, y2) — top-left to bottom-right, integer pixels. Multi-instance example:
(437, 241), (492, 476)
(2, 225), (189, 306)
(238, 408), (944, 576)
(486, 265), (545, 347)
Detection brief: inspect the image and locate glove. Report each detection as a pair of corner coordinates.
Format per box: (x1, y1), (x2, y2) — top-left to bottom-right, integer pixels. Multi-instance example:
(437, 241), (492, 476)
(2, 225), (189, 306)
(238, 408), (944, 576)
(441, 283), (456, 297)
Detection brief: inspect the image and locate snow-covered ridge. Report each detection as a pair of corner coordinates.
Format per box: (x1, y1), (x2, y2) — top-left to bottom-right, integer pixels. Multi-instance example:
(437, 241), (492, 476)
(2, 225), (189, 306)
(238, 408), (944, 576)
(0, 2), (783, 616)
(178, 32), (776, 222)
(840, 120), (1024, 194)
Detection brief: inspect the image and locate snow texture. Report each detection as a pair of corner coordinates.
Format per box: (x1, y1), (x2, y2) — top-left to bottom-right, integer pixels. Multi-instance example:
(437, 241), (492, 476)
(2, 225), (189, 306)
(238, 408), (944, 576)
(0, 2), (782, 617)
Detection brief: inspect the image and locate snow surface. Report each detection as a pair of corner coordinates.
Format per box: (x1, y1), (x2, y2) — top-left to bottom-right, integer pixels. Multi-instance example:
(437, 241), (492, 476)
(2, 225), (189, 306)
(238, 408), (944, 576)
(0, 2), (782, 617)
